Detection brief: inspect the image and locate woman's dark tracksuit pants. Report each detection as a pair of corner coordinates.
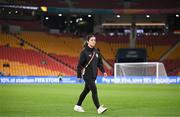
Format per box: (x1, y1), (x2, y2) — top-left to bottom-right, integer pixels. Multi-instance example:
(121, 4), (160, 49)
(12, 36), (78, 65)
(76, 78), (100, 109)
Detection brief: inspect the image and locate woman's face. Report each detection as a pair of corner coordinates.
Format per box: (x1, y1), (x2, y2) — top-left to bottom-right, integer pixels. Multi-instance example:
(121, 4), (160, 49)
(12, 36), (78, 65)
(87, 36), (96, 48)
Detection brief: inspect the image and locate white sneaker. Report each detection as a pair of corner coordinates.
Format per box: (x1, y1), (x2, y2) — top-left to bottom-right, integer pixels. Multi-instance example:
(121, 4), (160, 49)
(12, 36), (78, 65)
(97, 105), (107, 114)
(74, 105), (85, 112)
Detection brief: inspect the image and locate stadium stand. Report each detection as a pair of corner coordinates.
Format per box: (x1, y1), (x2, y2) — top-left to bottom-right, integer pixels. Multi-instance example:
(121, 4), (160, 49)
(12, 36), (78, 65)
(0, 32), (77, 76)
(0, 45), (76, 76)
(1, 31), (179, 76)
(94, 34), (180, 75)
(0, 20), (42, 31)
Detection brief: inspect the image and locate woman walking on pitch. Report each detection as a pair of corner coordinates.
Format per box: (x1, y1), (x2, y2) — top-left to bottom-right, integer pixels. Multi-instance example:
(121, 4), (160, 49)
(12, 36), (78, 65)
(74, 35), (107, 114)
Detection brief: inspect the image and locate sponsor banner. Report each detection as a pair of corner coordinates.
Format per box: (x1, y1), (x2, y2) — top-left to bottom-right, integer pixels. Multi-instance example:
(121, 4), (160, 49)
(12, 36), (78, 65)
(101, 76), (180, 84)
(0, 76), (60, 84)
(0, 76), (180, 84)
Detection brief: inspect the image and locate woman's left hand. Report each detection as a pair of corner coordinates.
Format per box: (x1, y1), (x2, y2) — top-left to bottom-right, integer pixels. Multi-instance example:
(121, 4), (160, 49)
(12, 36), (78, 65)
(103, 72), (107, 77)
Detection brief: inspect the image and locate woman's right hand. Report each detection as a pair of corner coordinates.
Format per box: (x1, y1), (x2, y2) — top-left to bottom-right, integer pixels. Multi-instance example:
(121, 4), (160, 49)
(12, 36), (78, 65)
(77, 78), (81, 81)
(76, 78), (82, 83)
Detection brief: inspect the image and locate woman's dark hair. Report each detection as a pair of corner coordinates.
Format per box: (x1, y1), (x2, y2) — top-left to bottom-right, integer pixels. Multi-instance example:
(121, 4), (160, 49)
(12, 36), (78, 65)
(86, 34), (95, 41)
(83, 34), (95, 48)
(83, 41), (88, 48)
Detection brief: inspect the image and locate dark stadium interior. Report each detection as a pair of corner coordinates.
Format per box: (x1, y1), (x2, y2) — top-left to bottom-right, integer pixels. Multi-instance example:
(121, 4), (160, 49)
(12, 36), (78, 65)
(0, 0), (179, 76)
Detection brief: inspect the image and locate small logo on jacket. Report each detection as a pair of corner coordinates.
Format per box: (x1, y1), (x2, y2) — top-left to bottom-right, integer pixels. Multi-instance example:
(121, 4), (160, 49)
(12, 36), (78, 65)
(96, 53), (98, 58)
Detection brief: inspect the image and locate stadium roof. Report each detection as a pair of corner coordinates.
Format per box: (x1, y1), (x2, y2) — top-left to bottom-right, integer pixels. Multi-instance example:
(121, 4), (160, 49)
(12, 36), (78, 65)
(0, 0), (180, 9)
(0, 0), (180, 14)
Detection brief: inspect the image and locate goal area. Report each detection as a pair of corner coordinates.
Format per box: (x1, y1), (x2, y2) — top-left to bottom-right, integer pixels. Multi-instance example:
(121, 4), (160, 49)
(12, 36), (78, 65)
(114, 62), (167, 83)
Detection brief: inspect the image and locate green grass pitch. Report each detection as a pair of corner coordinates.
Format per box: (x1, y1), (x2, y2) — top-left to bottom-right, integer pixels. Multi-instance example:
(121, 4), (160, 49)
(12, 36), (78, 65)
(0, 84), (180, 117)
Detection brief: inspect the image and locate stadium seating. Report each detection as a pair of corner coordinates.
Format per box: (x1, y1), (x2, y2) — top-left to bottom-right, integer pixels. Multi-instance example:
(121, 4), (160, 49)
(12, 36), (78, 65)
(0, 31), (179, 76)
(0, 20), (42, 31)
(163, 59), (180, 76)
(0, 45), (76, 76)
(0, 59), (60, 76)
(94, 34), (180, 75)
(0, 33), (35, 49)
(167, 44), (180, 59)
(20, 31), (83, 57)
